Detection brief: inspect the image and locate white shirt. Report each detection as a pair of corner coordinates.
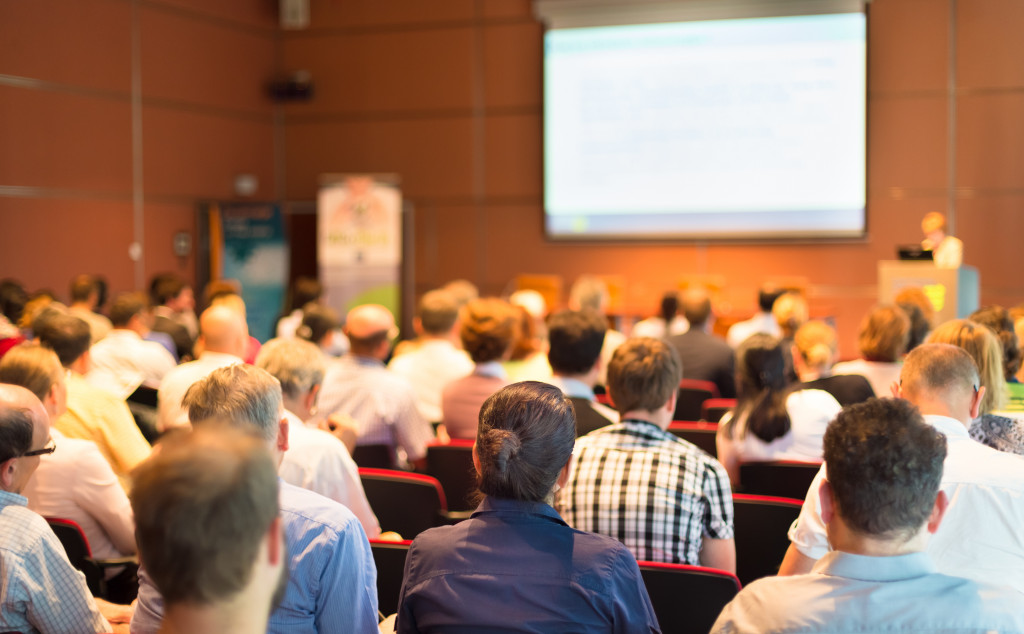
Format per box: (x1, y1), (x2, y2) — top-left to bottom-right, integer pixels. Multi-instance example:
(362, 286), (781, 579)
(725, 389), (842, 463)
(388, 339), (474, 422)
(87, 329), (177, 398)
(546, 376), (619, 424)
(24, 430), (136, 562)
(156, 351), (243, 431)
(789, 414), (1024, 594)
(831, 358), (901, 399)
(726, 312), (782, 349)
(630, 316), (689, 339)
(923, 235), (963, 269)
(279, 410), (381, 538)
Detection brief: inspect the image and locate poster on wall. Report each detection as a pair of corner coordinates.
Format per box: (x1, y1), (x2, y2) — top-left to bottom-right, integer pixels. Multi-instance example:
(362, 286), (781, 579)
(209, 203), (289, 342)
(317, 174), (403, 323)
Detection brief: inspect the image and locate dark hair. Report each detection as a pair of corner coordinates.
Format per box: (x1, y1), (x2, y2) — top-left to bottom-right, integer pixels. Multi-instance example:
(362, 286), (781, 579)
(69, 274), (100, 303)
(460, 298), (519, 364)
(607, 337), (682, 413)
(131, 427), (279, 605)
(109, 292), (148, 328)
(546, 309), (606, 375)
(732, 334), (791, 443)
(35, 313), (92, 367)
(659, 292), (679, 324)
(898, 301), (930, 352)
(758, 288), (784, 313)
(417, 289), (459, 335)
(476, 382), (575, 502)
(969, 305), (1022, 380)
(0, 405), (35, 464)
(297, 303), (339, 346)
(150, 273), (188, 307)
(0, 279), (28, 325)
(286, 277), (323, 313)
(824, 398), (946, 539)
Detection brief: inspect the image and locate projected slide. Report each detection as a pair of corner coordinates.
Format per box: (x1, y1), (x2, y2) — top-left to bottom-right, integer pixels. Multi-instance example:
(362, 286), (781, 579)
(544, 13), (866, 240)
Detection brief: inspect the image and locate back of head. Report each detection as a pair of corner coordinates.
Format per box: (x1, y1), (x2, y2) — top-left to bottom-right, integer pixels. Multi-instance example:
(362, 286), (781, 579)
(289, 277), (323, 312)
(894, 287), (935, 326)
(0, 384), (40, 465)
(109, 292), (148, 328)
(417, 289), (459, 336)
(757, 286), (784, 313)
(680, 288), (712, 327)
(0, 279), (28, 325)
(824, 398), (946, 540)
(459, 298), (519, 364)
(69, 274), (99, 304)
(921, 211), (946, 234)
(969, 305), (1022, 381)
(199, 305), (248, 356)
(547, 309), (607, 376)
(569, 276), (610, 314)
(735, 334), (791, 442)
(34, 312), (91, 368)
(926, 320), (1005, 412)
(0, 342), (63, 403)
(345, 304), (396, 356)
(131, 427), (279, 606)
(204, 280), (242, 308)
(794, 320), (837, 370)
(182, 365), (282, 441)
(150, 273), (187, 307)
(858, 305), (910, 362)
(255, 338), (325, 401)
(509, 290), (547, 322)
(659, 291), (679, 323)
(772, 292), (808, 338)
(607, 337), (682, 413)
(442, 279), (479, 309)
(897, 301), (930, 352)
(900, 343), (979, 411)
(296, 303), (339, 346)
(476, 381), (575, 502)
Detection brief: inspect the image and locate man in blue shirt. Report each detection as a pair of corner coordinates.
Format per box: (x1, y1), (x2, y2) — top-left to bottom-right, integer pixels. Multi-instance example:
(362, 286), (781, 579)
(130, 364), (379, 634)
(711, 397), (1024, 633)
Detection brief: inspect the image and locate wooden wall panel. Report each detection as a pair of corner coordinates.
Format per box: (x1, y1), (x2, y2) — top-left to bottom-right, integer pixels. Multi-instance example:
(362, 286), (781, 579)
(0, 85), (132, 193)
(867, 96), (948, 191)
(146, 0), (278, 30)
(867, 0), (949, 93)
(956, 0), (1024, 89)
(956, 94), (1024, 190)
(302, 0), (475, 29)
(483, 114), (541, 198)
(0, 0), (131, 94)
(957, 196), (1024, 304)
(483, 22), (543, 108)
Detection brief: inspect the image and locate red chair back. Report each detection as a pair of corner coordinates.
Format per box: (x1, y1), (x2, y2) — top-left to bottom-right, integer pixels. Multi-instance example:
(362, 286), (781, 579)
(426, 439), (478, 513)
(732, 494), (803, 586)
(359, 468), (448, 539)
(369, 539), (413, 615)
(637, 561), (740, 634)
(701, 397), (736, 422)
(738, 461), (821, 499)
(675, 379), (719, 421)
(667, 421), (718, 458)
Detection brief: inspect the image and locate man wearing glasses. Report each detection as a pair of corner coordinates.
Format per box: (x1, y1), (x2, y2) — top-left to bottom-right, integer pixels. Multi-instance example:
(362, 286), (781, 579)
(0, 383), (113, 633)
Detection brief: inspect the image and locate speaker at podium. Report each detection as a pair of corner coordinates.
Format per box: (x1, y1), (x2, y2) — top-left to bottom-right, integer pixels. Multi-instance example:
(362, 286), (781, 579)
(878, 261), (979, 323)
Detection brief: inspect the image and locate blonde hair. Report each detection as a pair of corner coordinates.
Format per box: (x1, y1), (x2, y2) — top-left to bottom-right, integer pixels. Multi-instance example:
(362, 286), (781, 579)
(794, 320), (837, 370)
(926, 320), (1007, 413)
(0, 342), (63, 402)
(772, 292), (808, 339)
(922, 212), (946, 234)
(858, 306), (910, 362)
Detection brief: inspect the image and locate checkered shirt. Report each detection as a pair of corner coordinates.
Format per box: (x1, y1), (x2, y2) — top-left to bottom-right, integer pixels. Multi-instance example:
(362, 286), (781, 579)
(556, 419), (734, 565)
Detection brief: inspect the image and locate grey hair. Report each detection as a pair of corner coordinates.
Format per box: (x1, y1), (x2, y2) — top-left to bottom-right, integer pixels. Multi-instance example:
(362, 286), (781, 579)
(182, 365), (282, 441)
(255, 338), (325, 400)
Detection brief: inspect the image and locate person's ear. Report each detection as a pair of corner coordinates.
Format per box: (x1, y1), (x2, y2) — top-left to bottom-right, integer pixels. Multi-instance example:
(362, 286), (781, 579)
(926, 490), (949, 534)
(471, 442), (481, 477)
(818, 479), (835, 526)
(556, 453), (574, 490)
(969, 386), (985, 420)
(0, 458), (18, 491)
(277, 418), (289, 453)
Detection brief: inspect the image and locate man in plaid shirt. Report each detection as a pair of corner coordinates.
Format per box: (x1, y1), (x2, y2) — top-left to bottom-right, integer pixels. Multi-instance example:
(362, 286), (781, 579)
(556, 337), (735, 571)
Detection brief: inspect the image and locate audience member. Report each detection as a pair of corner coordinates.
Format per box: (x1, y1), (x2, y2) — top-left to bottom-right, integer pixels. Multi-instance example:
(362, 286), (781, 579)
(255, 338), (381, 538)
(395, 382), (659, 633)
(668, 287), (736, 398)
(791, 320), (874, 406)
(0, 279), (27, 359)
(68, 274), (112, 343)
(0, 344), (137, 601)
(712, 398), (1024, 633)
(546, 309), (617, 436)
(33, 312), (151, 487)
(296, 303), (348, 357)
(569, 275), (626, 387)
(203, 287), (261, 364)
(921, 211), (963, 269)
(771, 291), (808, 381)
(148, 273), (196, 362)
(441, 298), (519, 439)
(504, 290), (552, 382)
(631, 290), (688, 339)
(277, 276), (323, 340)
(556, 337), (735, 570)
(831, 304), (909, 397)
(157, 305), (247, 431)
(132, 364), (378, 634)
(87, 292), (176, 398)
(0, 383), (118, 632)
(387, 289), (474, 423)
(315, 304), (433, 469)
(716, 335), (841, 485)
(726, 285), (784, 349)
(780, 344), (1024, 593)
(969, 305), (1023, 407)
(132, 427), (286, 634)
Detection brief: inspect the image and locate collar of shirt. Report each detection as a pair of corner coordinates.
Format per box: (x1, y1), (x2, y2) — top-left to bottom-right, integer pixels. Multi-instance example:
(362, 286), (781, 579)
(814, 550), (936, 582)
(474, 361), (507, 380)
(105, 329), (143, 342)
(472, 496), (568, 526)
(923, 414), (971, 440)
(343, 353), (385, 369)
(198, 351), (244, 365)
(551, 376), (595, 400)
(620, 418), (664, 431)
(0, 489), (28, 508)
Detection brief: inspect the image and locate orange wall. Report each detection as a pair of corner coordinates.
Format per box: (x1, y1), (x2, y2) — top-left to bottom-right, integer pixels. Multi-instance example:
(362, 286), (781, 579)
(2, 0), (1023, 353)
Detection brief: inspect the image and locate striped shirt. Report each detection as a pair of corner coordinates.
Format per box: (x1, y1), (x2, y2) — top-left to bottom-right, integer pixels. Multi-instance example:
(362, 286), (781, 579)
(556, 419), (734, 565)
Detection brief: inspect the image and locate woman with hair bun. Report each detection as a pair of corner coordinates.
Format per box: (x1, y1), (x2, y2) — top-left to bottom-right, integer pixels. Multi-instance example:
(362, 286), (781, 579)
(791, 320), (874, 406)
(396, 381), (659, 633)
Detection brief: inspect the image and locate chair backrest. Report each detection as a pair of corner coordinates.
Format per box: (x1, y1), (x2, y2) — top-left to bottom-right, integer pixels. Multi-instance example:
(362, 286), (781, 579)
(370, 539), (413, 615)
(667, 421), (718, 458)
(732, 494), (803, 586)
(425, 440), (477, 513)
(46, 518), (101, 595)
(738, 461), (821, 499)
(674, 379), (719, 421)
(637, 561), (741, 634)
(701, 397), (736, 422)
(359, 468), (447, 539)
(351, 444), (395, 469)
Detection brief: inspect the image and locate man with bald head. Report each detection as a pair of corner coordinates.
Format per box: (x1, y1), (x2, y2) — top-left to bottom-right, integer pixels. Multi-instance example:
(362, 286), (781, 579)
(779, 343), (1024, 593)
(157, 304), (248, 431)
(668, 288), (736, 398)
(0, 384), (113, 632)
(315, 304), (433, 470)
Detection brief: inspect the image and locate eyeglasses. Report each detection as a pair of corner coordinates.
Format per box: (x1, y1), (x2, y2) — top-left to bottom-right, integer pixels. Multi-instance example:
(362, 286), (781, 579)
(22, 439), (56, 458)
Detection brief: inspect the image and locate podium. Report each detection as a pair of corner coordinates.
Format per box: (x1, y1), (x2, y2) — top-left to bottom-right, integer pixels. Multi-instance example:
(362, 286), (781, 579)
(878, 261), (980, 323)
